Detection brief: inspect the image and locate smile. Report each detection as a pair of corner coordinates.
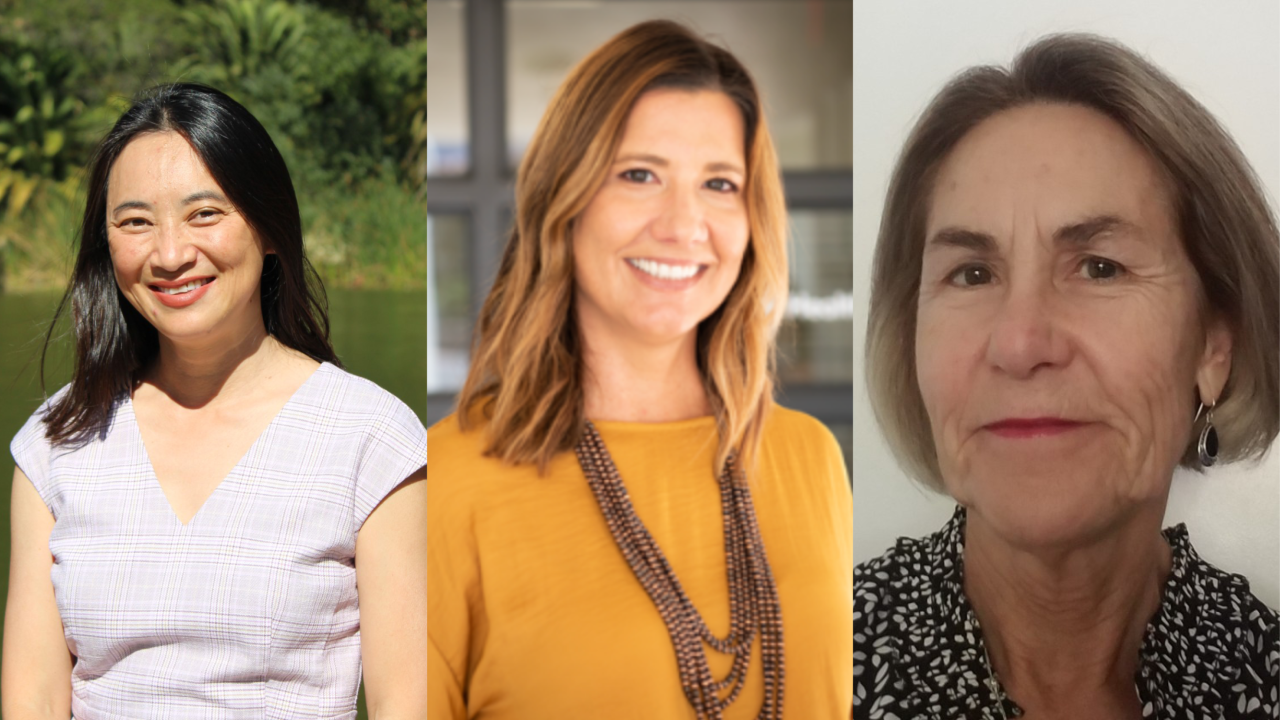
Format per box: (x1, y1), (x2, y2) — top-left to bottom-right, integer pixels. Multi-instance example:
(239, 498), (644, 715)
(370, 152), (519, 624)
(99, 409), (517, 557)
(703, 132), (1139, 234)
(627, 258), (703, 281)
(149, 277), (215, 308)
(152, 278), (214, 295)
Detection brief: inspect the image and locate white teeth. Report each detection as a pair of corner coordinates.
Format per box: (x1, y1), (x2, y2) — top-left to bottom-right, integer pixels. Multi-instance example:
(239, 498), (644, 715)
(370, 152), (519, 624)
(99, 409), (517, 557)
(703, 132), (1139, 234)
(628, 258), (701, 281)
(160, 279), (209, 295)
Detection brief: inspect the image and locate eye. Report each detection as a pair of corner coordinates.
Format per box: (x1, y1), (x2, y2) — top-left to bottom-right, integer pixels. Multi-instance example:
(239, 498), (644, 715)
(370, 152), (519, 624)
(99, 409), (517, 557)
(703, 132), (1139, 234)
(947, 264), (993, 288)
(191, 208), (223, 225)
(1077, 257), (1125, 281)
(705, 178), (738, 193)
(117, 217), (151, 231)
(620, 168), (655, 183)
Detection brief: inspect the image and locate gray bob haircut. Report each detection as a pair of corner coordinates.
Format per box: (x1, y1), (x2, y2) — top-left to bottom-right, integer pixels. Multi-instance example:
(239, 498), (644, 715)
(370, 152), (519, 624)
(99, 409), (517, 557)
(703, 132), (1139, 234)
(866, 33), (1280, 490)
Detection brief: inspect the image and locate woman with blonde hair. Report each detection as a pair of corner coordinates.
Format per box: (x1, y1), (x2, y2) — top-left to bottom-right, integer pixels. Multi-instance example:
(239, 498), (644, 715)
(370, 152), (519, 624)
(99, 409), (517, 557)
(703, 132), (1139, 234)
(428, 19), (852, 719)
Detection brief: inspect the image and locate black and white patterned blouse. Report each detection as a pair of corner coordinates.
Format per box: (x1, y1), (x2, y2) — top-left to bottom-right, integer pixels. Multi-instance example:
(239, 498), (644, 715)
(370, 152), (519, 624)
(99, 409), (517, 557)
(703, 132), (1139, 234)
(854, 506), (1280, 719)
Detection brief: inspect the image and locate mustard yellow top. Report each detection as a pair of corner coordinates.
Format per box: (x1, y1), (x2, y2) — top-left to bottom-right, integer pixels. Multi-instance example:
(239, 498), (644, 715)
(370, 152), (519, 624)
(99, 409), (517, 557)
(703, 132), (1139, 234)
(427, 404), (853, 719)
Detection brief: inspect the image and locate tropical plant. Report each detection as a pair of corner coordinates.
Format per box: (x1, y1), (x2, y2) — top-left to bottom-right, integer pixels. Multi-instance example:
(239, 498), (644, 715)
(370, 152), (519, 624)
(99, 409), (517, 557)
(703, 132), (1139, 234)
(0, 32), (85, 217)
(175, 0), (306, 87)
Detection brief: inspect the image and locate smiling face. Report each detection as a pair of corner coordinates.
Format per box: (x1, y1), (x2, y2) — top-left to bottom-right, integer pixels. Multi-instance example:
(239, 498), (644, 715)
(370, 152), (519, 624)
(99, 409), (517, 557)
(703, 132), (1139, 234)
(571, 87), (750, 350)
(916, 102), (1231, 547)
(106, 131), (268, 347)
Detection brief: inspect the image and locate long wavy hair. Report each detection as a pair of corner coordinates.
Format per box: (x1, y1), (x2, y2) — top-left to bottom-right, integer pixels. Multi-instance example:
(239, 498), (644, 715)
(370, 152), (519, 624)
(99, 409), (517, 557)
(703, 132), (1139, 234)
(41, 83), (340, 445)
(456, 20), (789, 476)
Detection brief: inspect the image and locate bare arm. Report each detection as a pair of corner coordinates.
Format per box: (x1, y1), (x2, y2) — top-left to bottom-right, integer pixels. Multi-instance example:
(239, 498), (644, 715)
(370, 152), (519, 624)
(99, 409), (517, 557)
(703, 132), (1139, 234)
(357, 465), (427, 719)
(2, 467), (72, 719)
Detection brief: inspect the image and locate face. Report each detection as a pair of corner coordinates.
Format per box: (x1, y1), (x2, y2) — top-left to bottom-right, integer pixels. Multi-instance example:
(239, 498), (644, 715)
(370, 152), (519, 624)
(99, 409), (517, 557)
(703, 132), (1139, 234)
(572, 88), (750, 350)
(106, 131), (268, 347)
(916, 103), (1231, 548)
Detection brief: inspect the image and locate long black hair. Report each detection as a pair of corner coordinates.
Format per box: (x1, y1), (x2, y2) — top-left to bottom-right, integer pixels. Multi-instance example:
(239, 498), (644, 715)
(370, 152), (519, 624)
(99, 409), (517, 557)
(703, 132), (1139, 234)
(41, 83), (340, 444)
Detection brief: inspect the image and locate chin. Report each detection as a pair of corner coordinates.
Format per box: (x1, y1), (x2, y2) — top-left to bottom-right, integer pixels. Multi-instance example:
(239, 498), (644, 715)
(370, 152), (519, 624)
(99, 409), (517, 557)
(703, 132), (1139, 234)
(957, 464), (1138, 551)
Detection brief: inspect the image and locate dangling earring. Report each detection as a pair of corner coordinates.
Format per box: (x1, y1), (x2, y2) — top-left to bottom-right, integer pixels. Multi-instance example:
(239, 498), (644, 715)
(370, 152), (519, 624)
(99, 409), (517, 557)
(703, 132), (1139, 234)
(1195, 400), (1218, 467)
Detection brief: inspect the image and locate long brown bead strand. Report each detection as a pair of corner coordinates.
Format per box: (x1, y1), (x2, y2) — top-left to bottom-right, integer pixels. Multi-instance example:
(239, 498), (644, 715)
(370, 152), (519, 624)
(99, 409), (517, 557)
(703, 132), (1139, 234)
(575, 422), (785, 719)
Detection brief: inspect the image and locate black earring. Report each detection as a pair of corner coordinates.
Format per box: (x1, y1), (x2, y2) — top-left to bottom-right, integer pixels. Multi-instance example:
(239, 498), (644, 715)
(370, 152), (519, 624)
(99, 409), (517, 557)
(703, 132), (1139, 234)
(1196, 401), (1218, 467)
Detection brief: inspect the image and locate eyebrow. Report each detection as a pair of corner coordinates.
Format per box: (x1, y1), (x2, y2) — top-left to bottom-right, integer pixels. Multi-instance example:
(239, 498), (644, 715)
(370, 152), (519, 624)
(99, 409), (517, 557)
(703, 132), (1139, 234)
(111, 190), (230, 218)
(613, 152), (745, 176)
(927, 214), (1138, 252)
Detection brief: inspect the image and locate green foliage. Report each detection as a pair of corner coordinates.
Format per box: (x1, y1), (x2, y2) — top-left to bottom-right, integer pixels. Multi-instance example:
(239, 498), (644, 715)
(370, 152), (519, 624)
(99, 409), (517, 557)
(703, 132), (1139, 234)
(0, 31), (86, 217)
(175, 0), (307, 83)
(0, 0), (425, 293)
(302, 172), (424, 290)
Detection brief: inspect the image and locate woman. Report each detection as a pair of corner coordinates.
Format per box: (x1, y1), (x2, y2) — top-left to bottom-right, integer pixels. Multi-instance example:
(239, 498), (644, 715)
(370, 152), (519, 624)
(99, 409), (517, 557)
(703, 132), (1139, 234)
(855, 34), (1279, 719)
(428, 20), (852, 719)
(2, 84), (427, 718)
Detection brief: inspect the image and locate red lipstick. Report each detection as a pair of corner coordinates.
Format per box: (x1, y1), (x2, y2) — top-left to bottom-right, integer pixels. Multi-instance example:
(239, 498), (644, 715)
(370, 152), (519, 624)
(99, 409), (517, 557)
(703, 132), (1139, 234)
(983, 418), (1086, 439)
(149, 277), (215, 308)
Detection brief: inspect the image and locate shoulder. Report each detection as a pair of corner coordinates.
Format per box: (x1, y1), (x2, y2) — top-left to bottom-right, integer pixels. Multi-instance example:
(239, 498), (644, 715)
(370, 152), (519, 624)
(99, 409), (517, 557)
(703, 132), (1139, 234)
(854, 510), (966, 646)
(854, 527), (941, 619)
(759, 403), (844, 467)
(315, 363), (418, 419)
(10, 383), (76, 453)
(303, 363), (426, 443)
(1156, 526), (1280, 690)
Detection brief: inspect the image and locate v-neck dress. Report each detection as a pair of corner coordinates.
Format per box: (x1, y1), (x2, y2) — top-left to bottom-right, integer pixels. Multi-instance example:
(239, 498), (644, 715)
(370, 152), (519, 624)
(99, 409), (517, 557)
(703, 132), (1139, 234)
(9, 362), (428, 720)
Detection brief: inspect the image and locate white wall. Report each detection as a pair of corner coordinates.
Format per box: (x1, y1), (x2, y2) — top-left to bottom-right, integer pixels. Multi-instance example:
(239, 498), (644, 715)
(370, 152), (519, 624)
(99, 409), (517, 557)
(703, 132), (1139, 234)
(852, 0), (1280, 608)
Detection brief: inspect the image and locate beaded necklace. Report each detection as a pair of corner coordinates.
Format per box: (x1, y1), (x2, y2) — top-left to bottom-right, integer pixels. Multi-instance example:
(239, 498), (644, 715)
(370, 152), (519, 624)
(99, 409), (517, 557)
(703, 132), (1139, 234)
(574, 421), (786, 719)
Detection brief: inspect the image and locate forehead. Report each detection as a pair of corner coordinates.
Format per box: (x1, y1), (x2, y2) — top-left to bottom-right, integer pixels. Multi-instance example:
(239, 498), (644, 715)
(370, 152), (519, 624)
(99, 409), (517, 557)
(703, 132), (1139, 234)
(107, 131), (217, 200)
(618, 88), (745, 157)
(927, 102), (1175, 238)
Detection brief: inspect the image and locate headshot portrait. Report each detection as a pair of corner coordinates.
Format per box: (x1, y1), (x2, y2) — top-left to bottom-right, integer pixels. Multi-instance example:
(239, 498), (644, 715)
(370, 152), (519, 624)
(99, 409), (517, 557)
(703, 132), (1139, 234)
(0, 3), (427, 717)
(426, 3), (852, 718)
(852, 1), (1278, 718)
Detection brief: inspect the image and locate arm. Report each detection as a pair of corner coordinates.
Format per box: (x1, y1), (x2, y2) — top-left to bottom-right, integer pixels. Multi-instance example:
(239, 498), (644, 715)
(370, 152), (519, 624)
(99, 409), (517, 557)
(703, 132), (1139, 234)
(357, 465), (427, 719)
(1, 467), (72, 719)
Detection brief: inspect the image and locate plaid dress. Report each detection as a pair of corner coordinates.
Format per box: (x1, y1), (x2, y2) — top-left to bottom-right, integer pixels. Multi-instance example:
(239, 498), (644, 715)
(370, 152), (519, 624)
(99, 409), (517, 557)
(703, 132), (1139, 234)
(10, 363), (428, 719)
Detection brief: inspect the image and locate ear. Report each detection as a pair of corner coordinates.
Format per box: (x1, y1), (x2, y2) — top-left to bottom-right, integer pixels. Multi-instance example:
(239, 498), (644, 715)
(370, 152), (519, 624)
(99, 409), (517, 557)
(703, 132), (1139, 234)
(1196, 315), (1233, 406)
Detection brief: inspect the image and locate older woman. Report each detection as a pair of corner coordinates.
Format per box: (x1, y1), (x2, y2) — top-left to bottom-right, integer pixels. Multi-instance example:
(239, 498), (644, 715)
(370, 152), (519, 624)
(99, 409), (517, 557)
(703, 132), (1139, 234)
(428, 20), (852, 720)
(854, 34), (1279, 719)
(3, 84), (427, 718)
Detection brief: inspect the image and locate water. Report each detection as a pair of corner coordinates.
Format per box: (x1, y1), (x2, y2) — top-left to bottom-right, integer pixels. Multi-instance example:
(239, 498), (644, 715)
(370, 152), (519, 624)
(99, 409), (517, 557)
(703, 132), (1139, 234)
(0, 288), (425, 714)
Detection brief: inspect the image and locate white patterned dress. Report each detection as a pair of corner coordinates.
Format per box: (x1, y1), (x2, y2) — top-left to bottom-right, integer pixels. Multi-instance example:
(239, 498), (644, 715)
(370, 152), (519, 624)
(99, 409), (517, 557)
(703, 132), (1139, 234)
(9, 363), (428, 719)
(853, 506), (1280, 719)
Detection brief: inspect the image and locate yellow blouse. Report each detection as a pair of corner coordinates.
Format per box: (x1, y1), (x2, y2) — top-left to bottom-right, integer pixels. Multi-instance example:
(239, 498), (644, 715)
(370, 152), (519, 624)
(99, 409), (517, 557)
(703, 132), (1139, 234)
(427, 405), (852, 719)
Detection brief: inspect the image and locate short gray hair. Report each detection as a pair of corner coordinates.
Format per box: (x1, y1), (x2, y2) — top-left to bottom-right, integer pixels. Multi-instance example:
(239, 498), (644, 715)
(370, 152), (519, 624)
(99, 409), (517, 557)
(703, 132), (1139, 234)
(866, 33), (1280, 490)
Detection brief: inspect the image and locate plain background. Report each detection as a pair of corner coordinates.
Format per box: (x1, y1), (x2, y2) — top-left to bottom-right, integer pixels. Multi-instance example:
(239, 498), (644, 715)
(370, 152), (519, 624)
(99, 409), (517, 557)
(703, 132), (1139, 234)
(852, 0), (1280, 608)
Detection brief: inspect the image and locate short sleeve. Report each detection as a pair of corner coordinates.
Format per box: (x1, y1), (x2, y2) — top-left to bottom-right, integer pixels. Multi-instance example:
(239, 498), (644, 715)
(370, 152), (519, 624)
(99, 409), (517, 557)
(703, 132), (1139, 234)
(352, 391), (428, 529)
(9, 391), (64, 513)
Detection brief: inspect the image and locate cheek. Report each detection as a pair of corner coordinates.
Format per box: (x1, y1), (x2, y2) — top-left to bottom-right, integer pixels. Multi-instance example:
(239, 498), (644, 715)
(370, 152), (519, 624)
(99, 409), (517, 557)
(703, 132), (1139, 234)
(914, 300), (980, 424)
(106, 235), (147, 282)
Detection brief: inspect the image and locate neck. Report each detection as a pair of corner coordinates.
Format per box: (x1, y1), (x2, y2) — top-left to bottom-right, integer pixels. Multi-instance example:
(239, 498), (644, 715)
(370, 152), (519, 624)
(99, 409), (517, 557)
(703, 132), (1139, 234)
(963, 506), (1171, 713)
(581, 329), (710, 423)
(146, 317), (285, 408)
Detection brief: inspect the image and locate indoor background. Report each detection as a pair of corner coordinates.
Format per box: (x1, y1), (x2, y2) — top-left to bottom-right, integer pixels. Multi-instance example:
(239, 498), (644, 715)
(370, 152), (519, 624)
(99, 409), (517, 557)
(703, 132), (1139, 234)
(426, 0), (854, 469)
(852, 0), (1280, 607)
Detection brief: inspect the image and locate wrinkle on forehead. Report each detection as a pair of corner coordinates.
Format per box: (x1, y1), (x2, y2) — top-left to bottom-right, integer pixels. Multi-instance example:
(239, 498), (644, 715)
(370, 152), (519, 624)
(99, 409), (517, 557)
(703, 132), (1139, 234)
(926, 102), (1179, 251)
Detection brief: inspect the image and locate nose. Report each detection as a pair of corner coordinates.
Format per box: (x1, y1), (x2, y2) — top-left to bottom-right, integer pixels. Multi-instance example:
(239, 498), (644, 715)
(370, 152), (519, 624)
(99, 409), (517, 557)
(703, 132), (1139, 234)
(650, 185), (709, 245)
(151, 220), (198, 272)
(984, 277), (1071, 378)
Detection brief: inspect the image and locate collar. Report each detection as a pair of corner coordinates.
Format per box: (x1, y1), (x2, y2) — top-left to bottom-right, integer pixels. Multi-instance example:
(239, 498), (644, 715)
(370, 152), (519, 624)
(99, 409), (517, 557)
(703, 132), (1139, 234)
(893, 506), (1264, 719)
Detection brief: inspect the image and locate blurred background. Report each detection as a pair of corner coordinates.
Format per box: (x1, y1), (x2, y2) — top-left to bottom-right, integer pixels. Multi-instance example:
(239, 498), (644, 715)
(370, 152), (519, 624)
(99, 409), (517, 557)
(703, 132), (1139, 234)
(426, 0), (853, 466)
(0, 0), (425, 714)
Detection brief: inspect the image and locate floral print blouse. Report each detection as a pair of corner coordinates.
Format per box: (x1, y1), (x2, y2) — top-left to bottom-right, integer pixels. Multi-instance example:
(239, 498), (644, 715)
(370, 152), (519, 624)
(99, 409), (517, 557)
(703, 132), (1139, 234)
(854, 507), (1279, 719)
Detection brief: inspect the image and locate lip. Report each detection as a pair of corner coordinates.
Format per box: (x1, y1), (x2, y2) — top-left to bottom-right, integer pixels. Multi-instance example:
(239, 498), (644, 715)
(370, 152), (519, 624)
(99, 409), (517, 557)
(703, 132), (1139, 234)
(625, 257), (709, 290)
(983, 417), (1088, 439)
(148, 277), (215, 308)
